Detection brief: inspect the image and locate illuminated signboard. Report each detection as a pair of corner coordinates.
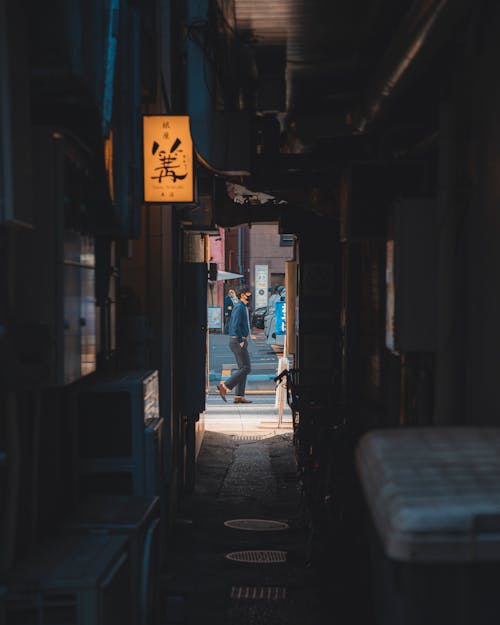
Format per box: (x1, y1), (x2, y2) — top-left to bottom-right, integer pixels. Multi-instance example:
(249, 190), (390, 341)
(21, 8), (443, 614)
(143, 115), (194, 203)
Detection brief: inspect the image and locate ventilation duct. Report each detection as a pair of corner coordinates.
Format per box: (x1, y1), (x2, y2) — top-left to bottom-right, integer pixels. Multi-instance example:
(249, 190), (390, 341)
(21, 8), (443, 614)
(352, 0), (467, 133)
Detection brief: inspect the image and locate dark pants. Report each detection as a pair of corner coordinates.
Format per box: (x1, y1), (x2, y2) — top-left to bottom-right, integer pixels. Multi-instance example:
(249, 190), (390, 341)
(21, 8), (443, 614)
(225, 338), (251, 396)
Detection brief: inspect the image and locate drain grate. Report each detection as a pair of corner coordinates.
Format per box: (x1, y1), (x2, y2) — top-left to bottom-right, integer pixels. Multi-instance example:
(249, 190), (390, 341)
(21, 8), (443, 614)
(224, 519), (289, 531)
(225, 550), (287, 564)
(230, 435), (265, 442)
(230, 586), (287, 601)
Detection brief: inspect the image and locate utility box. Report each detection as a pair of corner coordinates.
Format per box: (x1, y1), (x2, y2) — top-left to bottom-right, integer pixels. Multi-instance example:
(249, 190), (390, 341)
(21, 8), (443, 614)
(356, 427), (500, 625)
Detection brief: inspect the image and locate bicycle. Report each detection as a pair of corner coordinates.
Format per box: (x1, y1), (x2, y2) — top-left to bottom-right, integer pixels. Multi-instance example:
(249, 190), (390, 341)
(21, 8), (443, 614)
(274, 369), (348, 564)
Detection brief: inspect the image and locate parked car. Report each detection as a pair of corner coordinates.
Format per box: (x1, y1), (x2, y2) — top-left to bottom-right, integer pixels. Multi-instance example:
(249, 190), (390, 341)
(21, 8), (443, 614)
(252, 306), (267, 329)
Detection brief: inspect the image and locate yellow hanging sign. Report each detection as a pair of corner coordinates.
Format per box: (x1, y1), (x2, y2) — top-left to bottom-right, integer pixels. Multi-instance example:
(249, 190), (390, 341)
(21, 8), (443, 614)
(143, 115), (194, 203)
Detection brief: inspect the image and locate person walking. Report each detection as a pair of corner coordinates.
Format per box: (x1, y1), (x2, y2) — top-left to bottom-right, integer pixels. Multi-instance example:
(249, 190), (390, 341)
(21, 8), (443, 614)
(217, 285), (253, 404)
(223, 288), (238, 334)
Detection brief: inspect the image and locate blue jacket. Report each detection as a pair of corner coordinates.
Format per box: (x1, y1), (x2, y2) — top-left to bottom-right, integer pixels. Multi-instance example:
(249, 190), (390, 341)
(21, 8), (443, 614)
(227, 301), (250, 341)
(224, 294), (235, 316)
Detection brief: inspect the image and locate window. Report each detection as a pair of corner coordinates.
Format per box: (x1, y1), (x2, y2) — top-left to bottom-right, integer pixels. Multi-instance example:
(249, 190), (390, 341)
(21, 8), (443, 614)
(280, 234), (294, 247)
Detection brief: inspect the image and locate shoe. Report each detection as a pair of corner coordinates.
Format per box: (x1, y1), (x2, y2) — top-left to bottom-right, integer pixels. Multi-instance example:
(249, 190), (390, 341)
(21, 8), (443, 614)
(217, 382), (228, 402)
(234, 397), (252, 404)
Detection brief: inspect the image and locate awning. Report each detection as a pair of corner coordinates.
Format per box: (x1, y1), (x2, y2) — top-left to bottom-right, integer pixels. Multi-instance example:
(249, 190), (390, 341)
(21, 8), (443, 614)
(217, 271), (243, 281)
(226, 182), (288, 206)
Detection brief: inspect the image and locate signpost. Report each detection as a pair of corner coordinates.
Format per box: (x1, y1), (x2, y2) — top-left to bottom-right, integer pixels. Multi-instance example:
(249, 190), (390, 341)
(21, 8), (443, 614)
(254, 264), (268, 309)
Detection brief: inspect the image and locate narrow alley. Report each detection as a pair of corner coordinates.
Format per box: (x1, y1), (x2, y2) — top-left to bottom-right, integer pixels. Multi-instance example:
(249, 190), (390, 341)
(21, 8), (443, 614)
(163, 413), (315, 624)
(162, 331), (370, 625)
(163, 331), (317, 623)
(5, 2), (500, 624)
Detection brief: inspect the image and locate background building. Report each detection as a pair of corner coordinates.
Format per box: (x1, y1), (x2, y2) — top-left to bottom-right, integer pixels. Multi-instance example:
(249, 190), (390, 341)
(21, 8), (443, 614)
(247, 223), (294, 297)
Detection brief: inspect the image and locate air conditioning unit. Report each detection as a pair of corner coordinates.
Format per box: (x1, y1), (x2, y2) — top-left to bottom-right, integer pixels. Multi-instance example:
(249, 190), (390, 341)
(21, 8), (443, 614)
(3, 534), (132, 625)
(64, 495), (161, 625)
(72, 370), (164, 498)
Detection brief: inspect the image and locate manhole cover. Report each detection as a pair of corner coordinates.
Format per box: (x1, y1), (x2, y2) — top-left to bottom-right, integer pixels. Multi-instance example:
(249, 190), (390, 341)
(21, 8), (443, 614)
(230, 586), (287, 600)
(224, 519), (289, 531)
(225, 550), (287, 564)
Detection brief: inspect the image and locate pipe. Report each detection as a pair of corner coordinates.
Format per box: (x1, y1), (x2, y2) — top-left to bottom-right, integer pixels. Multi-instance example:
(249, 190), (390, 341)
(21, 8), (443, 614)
(102, 0), (120, 136)
(237, 227), (243, 277)
(393, 129), (439, 159)
(353, 0), (459, 133)
(1, 393), (20, 575)
(0, 0), (15, 225)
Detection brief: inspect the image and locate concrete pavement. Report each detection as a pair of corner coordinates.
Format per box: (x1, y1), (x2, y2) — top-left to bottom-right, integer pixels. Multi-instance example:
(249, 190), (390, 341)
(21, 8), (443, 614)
(204, 395), (293, 437)
(161, 360), (370, 624)
(160, 327), (371, 625)
(162, 391), (320, 625)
